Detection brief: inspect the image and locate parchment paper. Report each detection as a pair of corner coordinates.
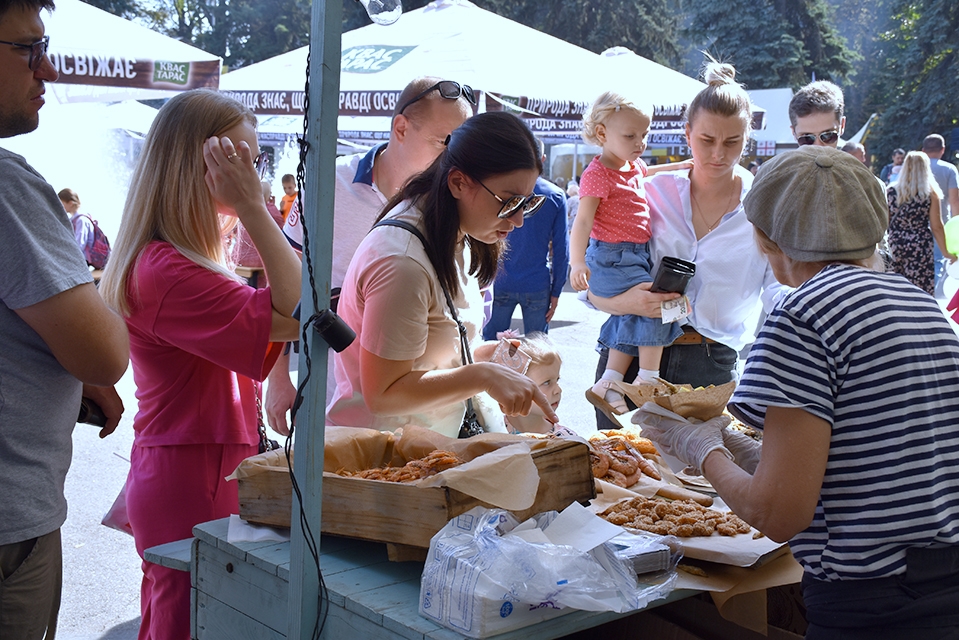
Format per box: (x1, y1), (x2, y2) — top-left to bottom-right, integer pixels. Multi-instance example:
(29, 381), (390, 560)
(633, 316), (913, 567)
(672, 547), (804, 633)
(588, 489), (784, 567)
(229, 425), (545, 512)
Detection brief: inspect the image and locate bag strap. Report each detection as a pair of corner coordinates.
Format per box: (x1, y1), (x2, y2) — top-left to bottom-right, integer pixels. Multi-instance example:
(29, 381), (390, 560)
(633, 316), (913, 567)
(371, 218), (478, 438)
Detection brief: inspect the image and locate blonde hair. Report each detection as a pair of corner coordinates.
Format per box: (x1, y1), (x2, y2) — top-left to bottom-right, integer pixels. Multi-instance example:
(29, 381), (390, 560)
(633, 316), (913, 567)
(518, 332), (561, 369)
(100, 89), (255, 315)
(686, 57), (752, 134)
(581, 91), (653, 147)
(892, 151), (943, 204)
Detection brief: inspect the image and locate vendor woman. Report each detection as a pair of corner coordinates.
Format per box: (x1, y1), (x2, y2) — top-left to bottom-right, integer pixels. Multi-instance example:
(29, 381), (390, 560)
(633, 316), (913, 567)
(639, 146), (959, 639)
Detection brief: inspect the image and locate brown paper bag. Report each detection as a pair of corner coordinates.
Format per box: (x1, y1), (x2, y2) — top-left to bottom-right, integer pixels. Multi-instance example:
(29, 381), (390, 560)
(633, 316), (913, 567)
(620, 380), (736, 421)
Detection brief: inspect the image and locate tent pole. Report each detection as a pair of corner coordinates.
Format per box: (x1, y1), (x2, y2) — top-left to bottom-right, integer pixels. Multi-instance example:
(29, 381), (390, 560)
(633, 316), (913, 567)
(288, 0), (341, 637)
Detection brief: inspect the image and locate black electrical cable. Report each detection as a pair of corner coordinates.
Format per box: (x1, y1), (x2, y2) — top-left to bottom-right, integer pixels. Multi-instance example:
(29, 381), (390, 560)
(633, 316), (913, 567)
(284, 45), (330, 639)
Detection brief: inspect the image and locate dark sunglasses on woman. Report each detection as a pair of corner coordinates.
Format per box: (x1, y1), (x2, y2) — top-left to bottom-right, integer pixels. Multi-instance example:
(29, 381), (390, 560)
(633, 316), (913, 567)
(796, 130), (840, 146)
(476, 179), (546, 219)
(397, 80), (476, 116)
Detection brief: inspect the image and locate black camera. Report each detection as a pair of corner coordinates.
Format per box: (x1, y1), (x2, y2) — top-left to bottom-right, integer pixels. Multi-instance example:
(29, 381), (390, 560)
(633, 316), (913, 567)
(78, 397), (107, 427)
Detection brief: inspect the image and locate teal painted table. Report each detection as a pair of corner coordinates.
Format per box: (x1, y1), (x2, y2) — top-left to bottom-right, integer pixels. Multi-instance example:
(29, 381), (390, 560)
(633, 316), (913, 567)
(146, 517), (697, 639)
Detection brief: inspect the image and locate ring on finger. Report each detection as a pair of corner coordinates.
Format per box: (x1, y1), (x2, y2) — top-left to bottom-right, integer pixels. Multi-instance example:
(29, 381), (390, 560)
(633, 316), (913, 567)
(227, 152), (239, 161)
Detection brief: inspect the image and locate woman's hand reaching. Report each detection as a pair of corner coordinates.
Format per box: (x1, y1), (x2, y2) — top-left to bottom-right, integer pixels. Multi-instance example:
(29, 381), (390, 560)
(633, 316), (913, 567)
(479, 362), (559, 424)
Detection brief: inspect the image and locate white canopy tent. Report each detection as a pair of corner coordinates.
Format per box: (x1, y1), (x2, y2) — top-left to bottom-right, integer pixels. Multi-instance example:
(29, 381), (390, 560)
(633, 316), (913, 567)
(219, 0), (705, 146)
(2, 0), (221, 237)
(747, 88), (795, 157)
(43, 0), (220, 104)
(220, 0), (600, 116)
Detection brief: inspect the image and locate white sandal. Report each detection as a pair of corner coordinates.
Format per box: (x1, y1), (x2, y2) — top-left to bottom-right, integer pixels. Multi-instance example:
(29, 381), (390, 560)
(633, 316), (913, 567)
(585, 379), (628, 424)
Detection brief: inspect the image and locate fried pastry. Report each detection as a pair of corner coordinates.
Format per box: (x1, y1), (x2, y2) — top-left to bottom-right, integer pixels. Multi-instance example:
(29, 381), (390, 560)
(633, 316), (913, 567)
(337, 450), (465, 483)
(599, 496), (753, 538)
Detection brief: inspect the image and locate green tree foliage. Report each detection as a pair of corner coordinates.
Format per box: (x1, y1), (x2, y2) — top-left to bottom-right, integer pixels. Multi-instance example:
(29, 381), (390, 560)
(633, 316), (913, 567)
(225, 0), (311, 68)
(867, 0), (959, 162)
(471, 0), (684, 68)
(829, 0), (895, 137)
(347, 0), (685, 67)
(82, 0), (145, 19)
(683, 0), (855, 89)
(130, 0), (309, 69)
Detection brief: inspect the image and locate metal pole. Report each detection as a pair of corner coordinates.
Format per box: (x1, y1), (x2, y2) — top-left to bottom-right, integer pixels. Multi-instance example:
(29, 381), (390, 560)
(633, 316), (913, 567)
(288, 0), (341, 636)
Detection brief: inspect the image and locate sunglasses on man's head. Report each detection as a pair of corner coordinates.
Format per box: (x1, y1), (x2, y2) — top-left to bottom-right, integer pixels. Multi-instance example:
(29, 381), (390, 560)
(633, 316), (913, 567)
(476, 179), (546, 219)
(0, 35), (49, 71)
(397, 80), (476, 116)
(796, 130), (840, 146)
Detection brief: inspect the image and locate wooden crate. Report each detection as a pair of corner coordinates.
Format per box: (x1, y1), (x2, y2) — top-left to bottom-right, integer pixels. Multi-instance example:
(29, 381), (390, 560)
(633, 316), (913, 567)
(238, 439), (596, 549)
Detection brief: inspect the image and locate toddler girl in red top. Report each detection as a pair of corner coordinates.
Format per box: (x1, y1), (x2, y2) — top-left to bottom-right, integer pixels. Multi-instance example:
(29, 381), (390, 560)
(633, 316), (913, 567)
(569, 91), (685, 422)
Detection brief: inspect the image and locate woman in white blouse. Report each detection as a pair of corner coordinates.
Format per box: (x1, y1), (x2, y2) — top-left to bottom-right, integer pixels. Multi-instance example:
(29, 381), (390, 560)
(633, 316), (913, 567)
(589, 61), (785, 428)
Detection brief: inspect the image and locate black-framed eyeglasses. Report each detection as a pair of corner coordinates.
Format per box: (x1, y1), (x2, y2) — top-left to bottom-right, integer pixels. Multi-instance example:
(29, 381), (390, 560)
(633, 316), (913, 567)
(0, 35), (49, 71)
(476, 179), (545, 219)
(254, 151), (269, 180)
(397, 80), (476, 116)
(796, 129), (840, 146)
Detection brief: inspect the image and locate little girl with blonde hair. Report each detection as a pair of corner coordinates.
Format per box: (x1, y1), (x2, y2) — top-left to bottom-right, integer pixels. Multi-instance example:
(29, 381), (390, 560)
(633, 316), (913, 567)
(570, 91), (686, 422)
(501, 333), (564, 434)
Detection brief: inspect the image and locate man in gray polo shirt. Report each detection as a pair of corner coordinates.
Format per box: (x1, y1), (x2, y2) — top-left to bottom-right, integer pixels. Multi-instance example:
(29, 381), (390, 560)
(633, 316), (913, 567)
(921, 134), (959, 293)
(923, 134), (959, 221)
(0, 1), (129, 637)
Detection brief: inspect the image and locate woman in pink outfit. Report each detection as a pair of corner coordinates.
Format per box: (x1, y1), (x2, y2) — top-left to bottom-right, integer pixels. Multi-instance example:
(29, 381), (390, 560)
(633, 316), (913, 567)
(99, 90), (301, 640)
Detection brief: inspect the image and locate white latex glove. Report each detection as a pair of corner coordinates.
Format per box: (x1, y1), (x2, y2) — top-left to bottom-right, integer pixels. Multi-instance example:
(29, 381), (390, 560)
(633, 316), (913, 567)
(721, 427), (763, 475)
(633, 402), (733, 475)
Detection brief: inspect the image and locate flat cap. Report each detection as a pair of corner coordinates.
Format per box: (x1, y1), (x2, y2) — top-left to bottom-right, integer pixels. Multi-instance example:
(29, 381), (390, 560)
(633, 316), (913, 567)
(744, 146), (888, 262)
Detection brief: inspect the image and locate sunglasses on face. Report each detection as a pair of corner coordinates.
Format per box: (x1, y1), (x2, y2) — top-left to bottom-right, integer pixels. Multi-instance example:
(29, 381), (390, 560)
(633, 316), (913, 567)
(253, 151), (269, 180)
(796, 129), (840, 146)
(397, 80), (476, 116)
(0, 35), (49, 71)
(476, 179), (546, 219)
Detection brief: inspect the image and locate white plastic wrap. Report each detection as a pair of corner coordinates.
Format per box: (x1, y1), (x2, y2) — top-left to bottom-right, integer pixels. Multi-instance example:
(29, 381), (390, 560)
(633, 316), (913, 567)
(419, 506), (680, 637)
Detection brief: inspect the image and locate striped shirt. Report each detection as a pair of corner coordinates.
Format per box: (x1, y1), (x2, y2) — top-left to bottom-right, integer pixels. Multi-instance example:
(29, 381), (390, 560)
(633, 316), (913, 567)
(729, 264), (959, 581)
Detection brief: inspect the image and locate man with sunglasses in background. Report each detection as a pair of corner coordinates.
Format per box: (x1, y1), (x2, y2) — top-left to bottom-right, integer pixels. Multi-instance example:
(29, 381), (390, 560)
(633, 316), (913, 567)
(482, 138), (568, 339)
(788, 80), (845, 149)
(0, 1), (129, 637)
(788, 81), (891, 271)
(267, 76), (473, 434)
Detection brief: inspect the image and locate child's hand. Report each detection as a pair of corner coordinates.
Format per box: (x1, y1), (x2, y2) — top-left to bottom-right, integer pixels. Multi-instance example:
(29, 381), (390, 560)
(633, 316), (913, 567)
(570, 264), (590, 291)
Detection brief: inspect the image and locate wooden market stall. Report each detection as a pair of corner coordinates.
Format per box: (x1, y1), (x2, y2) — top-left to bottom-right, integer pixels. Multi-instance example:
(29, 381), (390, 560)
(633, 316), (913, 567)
(143, 2), (806, 639)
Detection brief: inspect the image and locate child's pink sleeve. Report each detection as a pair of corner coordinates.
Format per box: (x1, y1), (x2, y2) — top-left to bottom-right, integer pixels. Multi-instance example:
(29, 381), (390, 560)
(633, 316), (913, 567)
(578, 164), (608, 200)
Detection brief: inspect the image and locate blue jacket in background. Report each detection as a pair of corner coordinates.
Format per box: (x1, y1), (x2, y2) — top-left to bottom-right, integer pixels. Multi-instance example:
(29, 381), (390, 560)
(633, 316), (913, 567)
(494, 177), (569, 298)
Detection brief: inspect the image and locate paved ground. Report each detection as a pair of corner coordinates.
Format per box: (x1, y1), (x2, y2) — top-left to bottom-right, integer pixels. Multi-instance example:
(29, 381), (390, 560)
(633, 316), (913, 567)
(56, 287), (611, 639)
